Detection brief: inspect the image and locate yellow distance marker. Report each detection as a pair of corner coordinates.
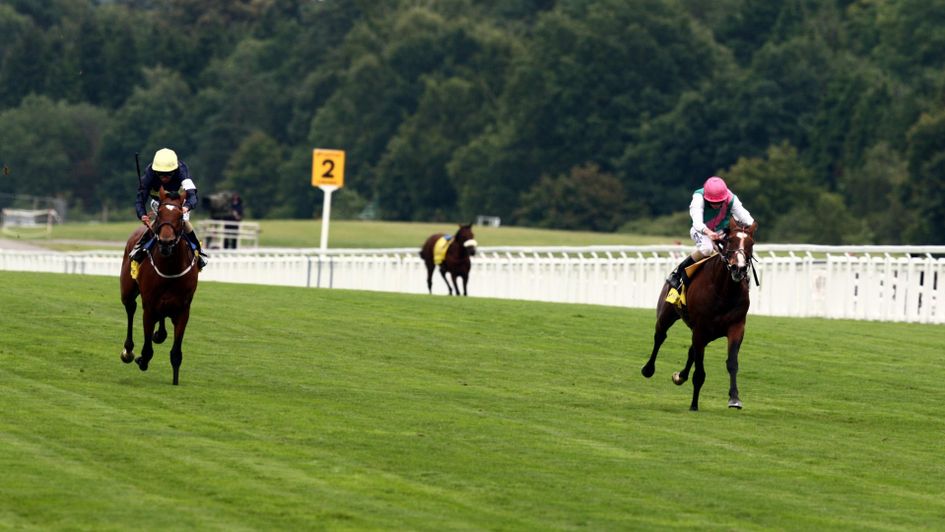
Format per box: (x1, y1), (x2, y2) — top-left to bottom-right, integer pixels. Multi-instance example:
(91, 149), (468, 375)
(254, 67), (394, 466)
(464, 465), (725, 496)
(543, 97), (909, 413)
(312, 149), (345, 188)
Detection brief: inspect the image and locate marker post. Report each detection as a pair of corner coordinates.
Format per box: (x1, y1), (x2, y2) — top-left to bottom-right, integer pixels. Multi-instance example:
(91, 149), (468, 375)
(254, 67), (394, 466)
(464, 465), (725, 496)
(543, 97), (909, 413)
(311, 148), (346, 253)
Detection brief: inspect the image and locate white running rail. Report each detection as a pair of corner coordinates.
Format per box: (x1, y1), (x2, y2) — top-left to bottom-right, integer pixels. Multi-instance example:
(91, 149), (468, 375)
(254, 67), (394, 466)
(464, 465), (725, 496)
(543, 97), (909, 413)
(1, 245), (943, 323)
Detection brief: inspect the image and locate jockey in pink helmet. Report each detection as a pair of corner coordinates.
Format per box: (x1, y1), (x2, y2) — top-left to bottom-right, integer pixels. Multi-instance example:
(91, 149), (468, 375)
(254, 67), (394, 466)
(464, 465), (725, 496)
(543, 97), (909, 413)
(666, 176), (755, 296)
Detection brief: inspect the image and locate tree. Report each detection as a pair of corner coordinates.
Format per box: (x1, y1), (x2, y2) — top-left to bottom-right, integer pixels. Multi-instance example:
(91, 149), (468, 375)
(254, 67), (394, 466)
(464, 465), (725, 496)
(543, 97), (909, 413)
(904, 111), (945, 243)
(375, 76), (494, 221)
(219, 131), (283, 219)
(0, 6), (35, 105)
(840, 142), (911, 244)
(514, 164), (625, 231)
(723, 142), (821, 242)
(98, 67), (195, 214)
(0, 23), (48, 107)
(0, 95), (107, 209)
(871, 0), (945, 80)
(190, 38), (286, 188)
(711, 1), (784, 65)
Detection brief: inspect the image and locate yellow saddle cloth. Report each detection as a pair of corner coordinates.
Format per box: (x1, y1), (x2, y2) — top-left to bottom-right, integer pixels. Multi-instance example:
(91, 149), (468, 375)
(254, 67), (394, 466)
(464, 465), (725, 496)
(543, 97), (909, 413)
(665, 285), (686, 307)
(433, 236), (450, 265)
(665, 256), (713, 307)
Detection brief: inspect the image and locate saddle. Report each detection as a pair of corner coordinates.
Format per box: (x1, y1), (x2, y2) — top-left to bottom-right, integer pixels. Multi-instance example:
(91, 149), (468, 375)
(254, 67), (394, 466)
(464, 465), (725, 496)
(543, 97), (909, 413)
(433, 235), (451, 265)
(664, 255), (713, 308)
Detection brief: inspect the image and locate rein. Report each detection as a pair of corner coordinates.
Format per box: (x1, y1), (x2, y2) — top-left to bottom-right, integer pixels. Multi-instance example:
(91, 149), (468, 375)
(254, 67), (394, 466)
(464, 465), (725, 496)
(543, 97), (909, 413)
(145, 201), (195, 279)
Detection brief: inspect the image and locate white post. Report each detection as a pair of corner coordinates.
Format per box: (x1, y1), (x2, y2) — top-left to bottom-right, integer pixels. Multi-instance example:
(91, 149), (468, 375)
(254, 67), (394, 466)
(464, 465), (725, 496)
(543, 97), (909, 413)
(319, 185), (338, 252)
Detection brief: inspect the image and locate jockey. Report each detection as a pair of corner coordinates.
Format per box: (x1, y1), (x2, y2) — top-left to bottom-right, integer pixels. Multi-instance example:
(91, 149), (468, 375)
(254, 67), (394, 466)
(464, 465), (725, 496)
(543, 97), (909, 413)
(666, 176), (754, 294)
(129, 148), (208, 270)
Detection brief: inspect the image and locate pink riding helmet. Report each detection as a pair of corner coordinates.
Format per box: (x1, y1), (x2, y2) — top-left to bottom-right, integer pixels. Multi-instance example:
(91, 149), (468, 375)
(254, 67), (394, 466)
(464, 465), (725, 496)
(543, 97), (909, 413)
(703, 176), (731, 203)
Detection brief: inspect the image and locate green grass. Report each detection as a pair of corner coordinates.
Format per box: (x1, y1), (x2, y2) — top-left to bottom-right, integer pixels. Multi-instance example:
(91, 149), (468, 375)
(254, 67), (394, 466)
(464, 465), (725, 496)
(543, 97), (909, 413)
(2, 271), (943, 530)
(39, 219), (677, 251)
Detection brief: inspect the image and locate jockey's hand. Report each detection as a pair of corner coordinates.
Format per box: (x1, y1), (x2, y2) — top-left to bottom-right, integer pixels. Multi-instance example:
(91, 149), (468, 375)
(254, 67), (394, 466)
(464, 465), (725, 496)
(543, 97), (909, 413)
(141, 215), (150, 226)
(705, 229), (722, 241)
(182, 206), (190, 214)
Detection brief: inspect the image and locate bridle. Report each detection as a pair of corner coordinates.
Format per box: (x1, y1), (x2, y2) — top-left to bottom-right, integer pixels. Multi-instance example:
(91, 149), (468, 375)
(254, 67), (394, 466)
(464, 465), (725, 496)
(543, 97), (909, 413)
(146, 200), (196, 279)
(717, 225), (755, 284)
(152, 201), (185, 253)
(453, 230), (478, 257)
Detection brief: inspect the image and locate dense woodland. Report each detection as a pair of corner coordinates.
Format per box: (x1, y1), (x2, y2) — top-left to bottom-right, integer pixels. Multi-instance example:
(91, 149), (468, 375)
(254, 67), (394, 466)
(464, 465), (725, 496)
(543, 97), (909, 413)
(1, 0), (944, 243)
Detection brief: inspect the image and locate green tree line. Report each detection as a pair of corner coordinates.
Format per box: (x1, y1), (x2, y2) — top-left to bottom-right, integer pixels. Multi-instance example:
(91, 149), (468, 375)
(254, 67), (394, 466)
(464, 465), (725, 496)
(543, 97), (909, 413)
(1, 0), (944, 243)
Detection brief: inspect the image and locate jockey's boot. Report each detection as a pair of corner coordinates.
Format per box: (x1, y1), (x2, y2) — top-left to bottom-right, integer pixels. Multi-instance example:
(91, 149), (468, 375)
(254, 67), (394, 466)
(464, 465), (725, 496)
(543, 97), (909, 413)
(667, 255), (697, 291)
(186, 230), (209, 271)
(129, 234), (153, 263)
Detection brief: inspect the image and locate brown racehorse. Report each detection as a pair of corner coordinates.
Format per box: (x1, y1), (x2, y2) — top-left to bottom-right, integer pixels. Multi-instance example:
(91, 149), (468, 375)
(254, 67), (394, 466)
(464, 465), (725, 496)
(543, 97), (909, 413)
(420, 224), (478, 296)
(120, 188), (199, 385)
(641, 219), (758, 411)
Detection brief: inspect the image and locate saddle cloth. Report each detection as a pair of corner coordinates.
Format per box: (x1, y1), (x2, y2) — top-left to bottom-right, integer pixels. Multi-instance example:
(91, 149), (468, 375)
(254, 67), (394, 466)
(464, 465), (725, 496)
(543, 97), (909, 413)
(433, 236), (451, 265)
(665, 255), (714, 307)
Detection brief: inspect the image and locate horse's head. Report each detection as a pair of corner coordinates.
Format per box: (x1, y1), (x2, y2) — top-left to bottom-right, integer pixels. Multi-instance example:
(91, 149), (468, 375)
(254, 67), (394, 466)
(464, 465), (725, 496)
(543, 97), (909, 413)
(455, 223), (477, 256)
(719, 219), (757, 283)
(153, 187), (187, 257)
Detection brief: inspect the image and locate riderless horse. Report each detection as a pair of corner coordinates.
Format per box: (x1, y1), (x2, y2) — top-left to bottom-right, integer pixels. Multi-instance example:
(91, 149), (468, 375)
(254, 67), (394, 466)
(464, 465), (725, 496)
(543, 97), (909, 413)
(420, 224), (478, 296)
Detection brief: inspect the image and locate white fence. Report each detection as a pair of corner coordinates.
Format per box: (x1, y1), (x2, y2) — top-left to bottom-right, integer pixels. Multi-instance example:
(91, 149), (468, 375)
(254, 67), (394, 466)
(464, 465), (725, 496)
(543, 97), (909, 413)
(1, 245), (943, 324)
(196, 220), (260, 250)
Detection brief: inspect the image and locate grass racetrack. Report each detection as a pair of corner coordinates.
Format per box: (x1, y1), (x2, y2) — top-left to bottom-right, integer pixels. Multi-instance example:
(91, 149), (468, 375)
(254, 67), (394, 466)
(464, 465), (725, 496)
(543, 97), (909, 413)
(1, 271), (943, 529)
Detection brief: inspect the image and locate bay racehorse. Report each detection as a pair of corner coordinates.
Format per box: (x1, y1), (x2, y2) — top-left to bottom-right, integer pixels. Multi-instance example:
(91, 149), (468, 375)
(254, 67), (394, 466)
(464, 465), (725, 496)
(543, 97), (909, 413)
(120, 188), (199, 385)
(420, 224), (478, 296)
(641, 219), (758, 411)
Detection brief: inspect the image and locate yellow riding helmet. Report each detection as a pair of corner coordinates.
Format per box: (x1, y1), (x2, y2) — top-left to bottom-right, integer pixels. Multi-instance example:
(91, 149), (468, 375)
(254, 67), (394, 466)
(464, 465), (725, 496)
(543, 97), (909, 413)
(152, 148), (179, 172)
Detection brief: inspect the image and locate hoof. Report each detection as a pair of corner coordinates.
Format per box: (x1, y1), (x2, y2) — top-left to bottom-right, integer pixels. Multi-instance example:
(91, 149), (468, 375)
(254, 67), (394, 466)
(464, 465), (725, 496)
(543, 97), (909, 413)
(153, 329), (167, 344)
(689, 405), (699, 412)
(135, 357), (149, 371)
(641, 364), (655, 378)
(728, 399), (743, 409)
(672, 372), (686, 385)
(120, 350), (134, 364)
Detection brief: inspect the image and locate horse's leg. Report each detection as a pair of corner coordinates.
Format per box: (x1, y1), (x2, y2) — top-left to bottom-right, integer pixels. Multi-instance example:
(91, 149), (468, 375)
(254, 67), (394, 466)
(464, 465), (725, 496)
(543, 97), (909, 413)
(726, 323), (746, 409)
(642, 295), (679, 378)
(673, 345), (695, 385)
(439, 266), (453, 295)
(121, 293), (137, 363)
(169, 312), (190, 386)
(120, 272), (139, 363)
(450, 272), (463, 296)
(153, 318), (168, 344)
(135, 309), (156, 372)
(460, 272), (468, 296)
(689, 335), (708, 411)
(425, 263), (434, 294)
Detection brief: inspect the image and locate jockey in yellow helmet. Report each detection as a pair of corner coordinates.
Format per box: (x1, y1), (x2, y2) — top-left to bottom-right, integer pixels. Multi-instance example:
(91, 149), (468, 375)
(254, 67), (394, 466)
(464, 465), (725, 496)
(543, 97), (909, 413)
(128, 148), (208, 270)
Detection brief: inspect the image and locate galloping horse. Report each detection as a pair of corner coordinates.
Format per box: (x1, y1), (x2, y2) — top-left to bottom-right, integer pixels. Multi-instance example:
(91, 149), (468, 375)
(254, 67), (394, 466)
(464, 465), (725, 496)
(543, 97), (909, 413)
(420, 224), (478, 296)
(641, 219), (758, 411)
(120, 188), (199, 385)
